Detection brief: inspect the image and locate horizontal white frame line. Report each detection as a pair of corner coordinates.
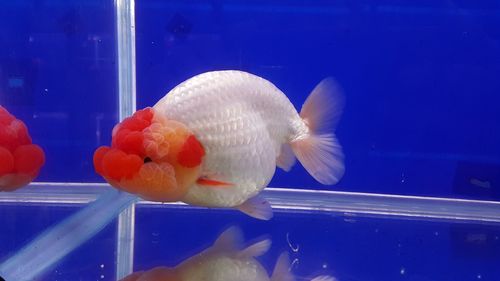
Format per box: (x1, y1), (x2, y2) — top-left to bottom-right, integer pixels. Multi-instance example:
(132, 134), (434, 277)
(1, 182), (499, 223)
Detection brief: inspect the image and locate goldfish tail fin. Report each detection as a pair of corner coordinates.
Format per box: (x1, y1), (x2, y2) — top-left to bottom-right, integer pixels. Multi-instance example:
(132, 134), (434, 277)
(292, 78), (345, 185)
(271, 252), (295, 281)
(277, 143), (296, 172)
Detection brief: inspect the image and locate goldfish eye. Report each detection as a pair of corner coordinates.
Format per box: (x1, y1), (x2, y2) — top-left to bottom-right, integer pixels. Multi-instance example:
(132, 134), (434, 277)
(144, 157), (152, 163)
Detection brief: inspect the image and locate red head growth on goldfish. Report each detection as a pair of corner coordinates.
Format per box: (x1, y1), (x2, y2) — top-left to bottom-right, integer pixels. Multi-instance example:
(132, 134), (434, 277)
(93, 107), (205, 202)
(0, 106), (45, 191)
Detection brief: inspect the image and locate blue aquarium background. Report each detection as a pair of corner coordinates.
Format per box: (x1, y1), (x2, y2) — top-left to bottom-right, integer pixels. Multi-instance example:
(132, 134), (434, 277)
(1, 1), (500, 281)
(0, 0), (118, 183)
(135, 1), (500, 199)
(1, 0), (500, 199)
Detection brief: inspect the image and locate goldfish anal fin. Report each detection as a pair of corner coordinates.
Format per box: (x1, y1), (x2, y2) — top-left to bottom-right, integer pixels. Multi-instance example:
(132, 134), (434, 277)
(196, 177), (234, 187)
(277, 143), (296, 172)
(237, 195), (273, 220)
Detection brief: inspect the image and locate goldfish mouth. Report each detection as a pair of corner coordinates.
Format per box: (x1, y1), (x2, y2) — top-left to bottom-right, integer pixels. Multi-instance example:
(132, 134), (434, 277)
(93, 107), (204, 202)
(0, 106), (45, 191)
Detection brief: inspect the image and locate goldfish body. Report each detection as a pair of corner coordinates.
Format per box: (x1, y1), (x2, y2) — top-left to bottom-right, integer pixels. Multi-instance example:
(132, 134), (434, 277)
(0, 106), (45, 191)
(94, 71), (344, 219)
(120, 227), (335, 281)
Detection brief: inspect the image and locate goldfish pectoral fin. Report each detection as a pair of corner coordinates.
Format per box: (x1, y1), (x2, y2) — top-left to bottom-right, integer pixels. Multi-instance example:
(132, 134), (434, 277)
(236, 195), (273, 220)
(271, 252), (294, 281)
(196, 177), (234, 188)
(276, 143), (296, 172)
(212, 226), (244, 253)
(238, 237), (271, 258)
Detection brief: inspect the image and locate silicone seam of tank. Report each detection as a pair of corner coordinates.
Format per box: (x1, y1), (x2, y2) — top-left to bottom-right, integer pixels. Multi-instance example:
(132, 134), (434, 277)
(115, 0), (137, 278)
(3, 182), (500, 224)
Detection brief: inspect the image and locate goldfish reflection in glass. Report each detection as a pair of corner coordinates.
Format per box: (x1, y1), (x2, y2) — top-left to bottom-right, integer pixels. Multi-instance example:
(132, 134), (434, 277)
(120, 227), (335, 281)
(0, 105), (45, 191)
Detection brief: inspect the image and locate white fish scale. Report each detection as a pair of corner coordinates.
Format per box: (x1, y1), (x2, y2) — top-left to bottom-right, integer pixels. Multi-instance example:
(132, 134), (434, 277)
(154, 70), (306, 207)
(185, 111), (276, 206)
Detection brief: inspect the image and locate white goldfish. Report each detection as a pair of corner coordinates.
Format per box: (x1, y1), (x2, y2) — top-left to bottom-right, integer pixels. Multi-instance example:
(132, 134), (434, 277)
(120, 227), (335, 281)
(94, 71), (344, 219)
